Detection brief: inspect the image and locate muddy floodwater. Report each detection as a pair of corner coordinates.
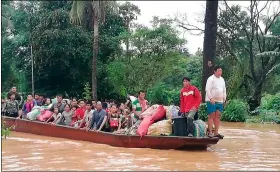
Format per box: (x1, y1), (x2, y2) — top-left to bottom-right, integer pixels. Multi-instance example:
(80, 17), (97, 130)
(2, 122), (280, 171)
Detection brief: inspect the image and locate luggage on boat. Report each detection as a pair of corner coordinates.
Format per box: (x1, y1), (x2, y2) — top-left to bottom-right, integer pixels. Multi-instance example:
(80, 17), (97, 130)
(172, 116), (188, 136)
(141, 105), (158, 118)
(37, 110), (53, 122)
(193, 120), (207, 137)
(166, 105), (180, 119)
(151, 105), (166, 122)
(126, 120), (141, 135)
(137, 116), (154, 136)
(147, 119), (172, 136)
(26, 107), (41, 121)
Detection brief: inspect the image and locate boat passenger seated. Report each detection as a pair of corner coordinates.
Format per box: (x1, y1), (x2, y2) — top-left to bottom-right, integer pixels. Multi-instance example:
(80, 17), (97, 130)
(118, 108), (132, 131)
(49, 94), (65, 114)
(78, 101), (93, 129)
(71, 99), (86, 127)
(18, 95), (36, 119)
(87, 101), (107, 132)
(3, 93), (19, 118)
(56, 104), (73, 126)
(108, 104), (120, 132)
(45, 107), (62, 124)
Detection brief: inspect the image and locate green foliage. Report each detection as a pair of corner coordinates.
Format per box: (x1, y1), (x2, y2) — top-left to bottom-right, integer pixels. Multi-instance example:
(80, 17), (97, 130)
(1, 92), (8, 99)
(259, 114), (280, 124)
(1, 1), (280, 125)
(246, 114), (280, 124)
(260, 93), (280, 111)
(198, 103), (208, 121)
(1, 1), (126, 98)
(1, 120), (15, 139)
(107, 17), (188, 99)
(270, 16), (280, 35)
(147, 83), (180, 105)
(82, 82), (92, 101)
(222, 99), (249, 122)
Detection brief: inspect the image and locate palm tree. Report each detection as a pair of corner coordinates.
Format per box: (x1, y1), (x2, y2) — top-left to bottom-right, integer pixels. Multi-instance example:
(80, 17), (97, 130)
(69, 1), (115, 100)
(202, 0), (218, 102)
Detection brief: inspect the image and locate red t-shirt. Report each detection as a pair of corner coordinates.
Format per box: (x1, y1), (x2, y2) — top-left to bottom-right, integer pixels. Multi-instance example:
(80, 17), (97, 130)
(180, 85), (202, 113)
(76, 107), (86, 119)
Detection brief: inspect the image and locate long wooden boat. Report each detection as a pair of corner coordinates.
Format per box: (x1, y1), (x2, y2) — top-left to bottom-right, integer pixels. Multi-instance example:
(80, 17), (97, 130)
(3, 116), (219, 150)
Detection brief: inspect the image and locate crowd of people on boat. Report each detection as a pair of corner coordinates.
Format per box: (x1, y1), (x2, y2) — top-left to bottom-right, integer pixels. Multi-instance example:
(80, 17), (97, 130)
(2, 89), (137, 133)
(2, 66), (226, 138)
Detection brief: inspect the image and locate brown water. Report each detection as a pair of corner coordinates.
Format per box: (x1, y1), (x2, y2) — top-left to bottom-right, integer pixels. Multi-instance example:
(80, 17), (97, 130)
(2, 122), (280, 171)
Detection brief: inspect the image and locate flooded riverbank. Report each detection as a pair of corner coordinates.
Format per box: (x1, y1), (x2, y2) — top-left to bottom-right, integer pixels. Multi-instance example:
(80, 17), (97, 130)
(2, 122), (280, 171)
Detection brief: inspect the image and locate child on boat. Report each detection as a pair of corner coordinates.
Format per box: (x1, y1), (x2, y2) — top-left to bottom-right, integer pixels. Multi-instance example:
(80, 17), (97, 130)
(45, 107), (61, 124)
(78, 101), (93, 129)
(108, 104), (120, 132)
(118, 108), (131, 130)
(71, 100), (86, 127)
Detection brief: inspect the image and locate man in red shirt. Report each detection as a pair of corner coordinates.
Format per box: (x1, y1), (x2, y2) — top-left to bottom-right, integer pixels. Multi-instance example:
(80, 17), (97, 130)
(180, 77), (202, 137)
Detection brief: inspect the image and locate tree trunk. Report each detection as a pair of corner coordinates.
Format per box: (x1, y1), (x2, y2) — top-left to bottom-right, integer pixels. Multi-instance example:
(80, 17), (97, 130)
(92, 14), (98, 100)
(251, 81), (264, 110)
(125, 22), (130, 59)
(202, 0), (218, 102)
(126, 37), (129, 58)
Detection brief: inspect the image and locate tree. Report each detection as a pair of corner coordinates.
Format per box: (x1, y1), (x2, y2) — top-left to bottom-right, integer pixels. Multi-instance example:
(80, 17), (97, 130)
(173, 1), (218, 102)
(119, 2), (141, 58)
(69, 1), (116, 100)
(202, 0), (219, 102)
(107, 17), (187, 98)
(1, 2), (14, 31)
(218, 0), (280, 108)
(174, 0), (280, 109)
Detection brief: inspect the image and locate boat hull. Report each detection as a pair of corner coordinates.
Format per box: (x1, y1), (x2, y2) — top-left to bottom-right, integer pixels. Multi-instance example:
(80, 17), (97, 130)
(3, 116), (219, 150)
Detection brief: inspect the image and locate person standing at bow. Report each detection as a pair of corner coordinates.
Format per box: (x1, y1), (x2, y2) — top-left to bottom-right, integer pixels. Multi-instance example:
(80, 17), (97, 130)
(205, 66), (227, 139)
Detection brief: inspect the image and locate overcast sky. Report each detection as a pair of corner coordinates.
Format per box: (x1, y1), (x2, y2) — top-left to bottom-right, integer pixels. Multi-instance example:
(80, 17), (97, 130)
(125, 1), (275, 54)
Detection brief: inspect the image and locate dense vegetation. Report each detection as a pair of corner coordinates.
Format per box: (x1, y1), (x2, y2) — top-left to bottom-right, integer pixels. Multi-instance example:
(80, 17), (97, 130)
(1, 1), (280, 123)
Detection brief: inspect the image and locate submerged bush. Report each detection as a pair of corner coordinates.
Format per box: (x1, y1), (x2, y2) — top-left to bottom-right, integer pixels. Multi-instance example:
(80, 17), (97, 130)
(222, 99), (249, 122)
(260, 93), (280, 111)
(246, 114), (280, 124)
(1, 120), (14, 139)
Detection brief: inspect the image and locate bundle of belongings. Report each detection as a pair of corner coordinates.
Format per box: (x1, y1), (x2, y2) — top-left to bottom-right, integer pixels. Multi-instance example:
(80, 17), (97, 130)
(122, 96), (207, 137)
(26, 104), (53, 121)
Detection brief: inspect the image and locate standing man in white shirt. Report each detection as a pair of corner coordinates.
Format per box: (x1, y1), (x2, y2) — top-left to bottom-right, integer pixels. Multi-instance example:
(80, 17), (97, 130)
(205, 66), (226, 139)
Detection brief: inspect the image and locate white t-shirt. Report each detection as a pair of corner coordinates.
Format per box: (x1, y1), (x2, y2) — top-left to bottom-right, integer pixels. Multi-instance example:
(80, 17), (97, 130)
(84, 110), (94, 124)
(205, 74), (226, 103)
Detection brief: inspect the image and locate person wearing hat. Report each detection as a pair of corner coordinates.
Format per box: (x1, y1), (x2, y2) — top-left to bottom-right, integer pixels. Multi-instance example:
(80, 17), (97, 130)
(180, 77), (202, 137)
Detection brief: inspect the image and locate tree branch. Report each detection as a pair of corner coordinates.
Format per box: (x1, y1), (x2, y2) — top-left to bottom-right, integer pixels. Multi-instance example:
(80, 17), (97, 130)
(264, 11), (280, 34)
(266, 63), (280, 76)
(224, 0), (251, 41)
(216, 32), (239, 62)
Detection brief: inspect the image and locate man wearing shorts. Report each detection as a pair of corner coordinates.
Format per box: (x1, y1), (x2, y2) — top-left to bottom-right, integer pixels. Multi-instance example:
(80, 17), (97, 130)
(180, 77), (202, 137)
(205, 66), (226, 139)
